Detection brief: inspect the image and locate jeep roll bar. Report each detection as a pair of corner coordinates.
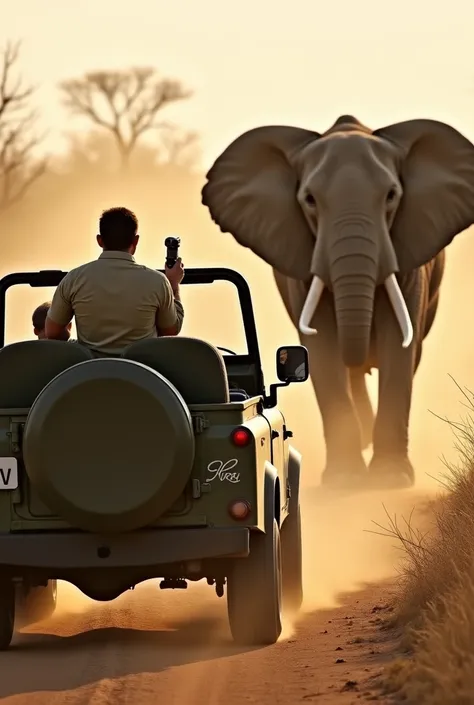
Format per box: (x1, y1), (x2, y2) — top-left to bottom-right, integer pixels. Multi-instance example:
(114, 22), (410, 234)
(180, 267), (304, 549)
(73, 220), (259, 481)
(0, 267), (266, 396)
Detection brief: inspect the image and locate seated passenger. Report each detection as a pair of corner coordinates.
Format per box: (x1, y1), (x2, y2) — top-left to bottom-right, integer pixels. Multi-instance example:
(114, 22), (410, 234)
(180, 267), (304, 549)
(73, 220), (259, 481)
(45, 207), (184, 356)
(33, 301), (71, 340)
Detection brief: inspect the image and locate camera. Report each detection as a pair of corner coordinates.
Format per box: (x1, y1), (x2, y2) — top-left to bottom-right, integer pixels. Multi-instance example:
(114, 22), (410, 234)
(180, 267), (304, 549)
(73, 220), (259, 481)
(165, 236), (181, 249)
(165, 236), (181, 269)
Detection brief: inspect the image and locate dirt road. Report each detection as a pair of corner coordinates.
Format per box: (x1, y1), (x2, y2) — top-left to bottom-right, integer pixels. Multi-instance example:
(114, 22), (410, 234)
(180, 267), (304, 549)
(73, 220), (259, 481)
(0, 488), (430, 705)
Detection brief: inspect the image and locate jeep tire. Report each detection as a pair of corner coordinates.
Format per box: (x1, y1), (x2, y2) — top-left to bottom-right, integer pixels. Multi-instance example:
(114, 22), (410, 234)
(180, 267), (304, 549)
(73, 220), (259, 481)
(0, 581), (15, 650)
(281, 502), (303, 614)
(227, 518), (282, 645)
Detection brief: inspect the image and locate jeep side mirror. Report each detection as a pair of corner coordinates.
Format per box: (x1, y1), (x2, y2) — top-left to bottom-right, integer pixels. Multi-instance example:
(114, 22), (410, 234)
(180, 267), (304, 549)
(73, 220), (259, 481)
(263, 345), (310, 408)
(276, 345), (309, 383)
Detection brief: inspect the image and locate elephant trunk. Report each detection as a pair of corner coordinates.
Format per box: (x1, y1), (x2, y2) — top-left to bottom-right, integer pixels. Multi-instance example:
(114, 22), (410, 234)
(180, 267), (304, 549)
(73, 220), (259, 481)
(298, 229), (414, 368)
(332, 268), (376, 368)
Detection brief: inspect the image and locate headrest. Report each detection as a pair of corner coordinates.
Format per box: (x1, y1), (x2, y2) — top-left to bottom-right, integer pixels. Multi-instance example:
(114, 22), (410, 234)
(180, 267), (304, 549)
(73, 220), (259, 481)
(122, 337), (230, 404)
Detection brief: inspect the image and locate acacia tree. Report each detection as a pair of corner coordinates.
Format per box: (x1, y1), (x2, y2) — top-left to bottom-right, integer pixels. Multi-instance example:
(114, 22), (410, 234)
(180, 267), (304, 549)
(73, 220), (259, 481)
(0, 41), (46, 211)
(59, 67), (196, 167)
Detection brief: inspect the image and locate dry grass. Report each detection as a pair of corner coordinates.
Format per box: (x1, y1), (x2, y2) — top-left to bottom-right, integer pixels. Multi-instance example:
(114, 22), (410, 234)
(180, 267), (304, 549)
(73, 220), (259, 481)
(379, 382), (474, 704)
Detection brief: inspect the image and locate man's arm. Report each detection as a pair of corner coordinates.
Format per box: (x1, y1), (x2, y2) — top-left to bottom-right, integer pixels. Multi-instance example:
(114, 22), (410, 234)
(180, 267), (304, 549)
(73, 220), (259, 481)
(45, 277), (73, 341)
(156, 260), (185, 337)
(158, 298), (184, 336)
(156, 279), (184, 337)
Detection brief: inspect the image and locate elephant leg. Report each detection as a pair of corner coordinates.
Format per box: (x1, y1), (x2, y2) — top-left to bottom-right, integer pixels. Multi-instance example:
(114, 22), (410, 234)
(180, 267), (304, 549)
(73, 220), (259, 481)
(273, 271), (367, 485)
(369, 274), (428, 488)
(349, 369), (374, 450)
(299, 290), (368, 486)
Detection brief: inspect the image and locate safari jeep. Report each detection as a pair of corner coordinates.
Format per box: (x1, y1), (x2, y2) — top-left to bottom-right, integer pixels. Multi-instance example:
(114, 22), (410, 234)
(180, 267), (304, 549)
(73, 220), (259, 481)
(0, 267), (307, 649)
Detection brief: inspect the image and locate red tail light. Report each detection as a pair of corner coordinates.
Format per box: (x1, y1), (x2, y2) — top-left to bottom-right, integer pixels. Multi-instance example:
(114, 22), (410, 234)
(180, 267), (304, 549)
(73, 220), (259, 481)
(231, 426), (251, 447)
(228, 499), (251, 520)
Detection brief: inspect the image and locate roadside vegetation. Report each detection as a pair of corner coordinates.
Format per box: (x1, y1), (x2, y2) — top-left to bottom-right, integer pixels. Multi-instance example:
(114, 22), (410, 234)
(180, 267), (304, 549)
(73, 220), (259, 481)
(383, 382), (474, 704)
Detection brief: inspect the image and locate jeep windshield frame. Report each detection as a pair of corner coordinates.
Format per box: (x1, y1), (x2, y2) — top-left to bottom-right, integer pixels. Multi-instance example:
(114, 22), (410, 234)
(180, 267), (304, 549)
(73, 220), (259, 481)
(0, 267), (266, 397)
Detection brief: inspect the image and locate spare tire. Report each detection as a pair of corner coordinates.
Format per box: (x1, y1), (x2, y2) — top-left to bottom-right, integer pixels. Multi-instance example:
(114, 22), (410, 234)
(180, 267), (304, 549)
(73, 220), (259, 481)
(23, 358), (195, 533)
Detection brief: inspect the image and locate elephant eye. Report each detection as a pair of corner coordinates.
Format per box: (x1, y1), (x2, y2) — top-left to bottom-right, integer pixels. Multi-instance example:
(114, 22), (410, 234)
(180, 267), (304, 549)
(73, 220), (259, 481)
(304, 192), (317, 207)
(386, 188), (397, 203)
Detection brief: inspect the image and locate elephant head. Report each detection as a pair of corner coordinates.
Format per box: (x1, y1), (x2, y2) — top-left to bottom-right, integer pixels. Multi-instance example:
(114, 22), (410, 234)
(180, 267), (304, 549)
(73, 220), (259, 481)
(202, 116), (474, 367)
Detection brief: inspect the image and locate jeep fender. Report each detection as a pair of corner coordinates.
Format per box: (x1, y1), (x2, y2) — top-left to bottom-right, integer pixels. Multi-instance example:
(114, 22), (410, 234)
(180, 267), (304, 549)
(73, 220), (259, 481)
(258, 461), (278, 533)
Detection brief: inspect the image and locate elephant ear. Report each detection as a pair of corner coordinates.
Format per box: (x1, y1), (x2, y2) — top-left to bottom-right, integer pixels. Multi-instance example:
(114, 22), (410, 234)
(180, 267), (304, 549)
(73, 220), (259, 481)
(201, 126), (320, 279)
(374, 119), (474, 273)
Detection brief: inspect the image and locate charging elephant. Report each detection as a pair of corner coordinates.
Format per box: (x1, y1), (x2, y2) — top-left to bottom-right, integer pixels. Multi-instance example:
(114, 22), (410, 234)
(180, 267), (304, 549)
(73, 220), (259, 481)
(201, 115), (474, 489)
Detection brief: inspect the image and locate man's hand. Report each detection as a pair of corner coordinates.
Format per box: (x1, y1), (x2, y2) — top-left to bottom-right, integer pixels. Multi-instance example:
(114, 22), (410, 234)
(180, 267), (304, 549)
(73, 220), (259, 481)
(165, 257), (184, 292)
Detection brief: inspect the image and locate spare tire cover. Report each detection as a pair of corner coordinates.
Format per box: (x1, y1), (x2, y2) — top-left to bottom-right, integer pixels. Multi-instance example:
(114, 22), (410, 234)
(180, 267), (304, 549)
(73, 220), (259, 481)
(23, 358), (195, 533)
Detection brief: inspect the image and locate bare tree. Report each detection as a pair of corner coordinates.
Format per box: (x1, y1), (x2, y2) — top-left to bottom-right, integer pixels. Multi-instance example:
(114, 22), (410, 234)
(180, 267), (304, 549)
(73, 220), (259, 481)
(0, 41), (46, 211)
(59, 67), (194, 166)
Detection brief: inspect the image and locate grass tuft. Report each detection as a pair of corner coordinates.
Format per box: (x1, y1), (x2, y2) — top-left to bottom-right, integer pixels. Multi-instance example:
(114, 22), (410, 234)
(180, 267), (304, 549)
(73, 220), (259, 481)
(378, 381), (474, 703)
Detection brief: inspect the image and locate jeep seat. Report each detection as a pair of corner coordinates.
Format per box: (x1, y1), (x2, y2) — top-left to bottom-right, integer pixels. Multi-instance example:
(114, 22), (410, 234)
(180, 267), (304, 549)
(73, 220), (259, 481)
(122, 337), (230, 404)
(0, 340), (94, 409)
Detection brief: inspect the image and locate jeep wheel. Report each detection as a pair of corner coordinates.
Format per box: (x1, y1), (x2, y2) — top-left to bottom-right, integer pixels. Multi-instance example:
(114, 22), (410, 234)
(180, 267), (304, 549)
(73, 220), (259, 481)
(281, 503), (303, 615)
(17, 580), (58, 626)
(0, 581), (15, 650)
(227, 519), (282, 645)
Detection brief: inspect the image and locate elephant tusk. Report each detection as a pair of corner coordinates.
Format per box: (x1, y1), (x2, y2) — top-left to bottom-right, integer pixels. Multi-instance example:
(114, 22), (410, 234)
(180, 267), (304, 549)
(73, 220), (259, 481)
(384, 274), (414, 348)
(299, 276), (325, 336)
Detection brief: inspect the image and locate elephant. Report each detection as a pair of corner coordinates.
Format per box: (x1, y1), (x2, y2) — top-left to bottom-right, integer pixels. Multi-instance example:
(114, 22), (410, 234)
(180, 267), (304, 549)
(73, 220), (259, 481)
(201, 115), (474, 490)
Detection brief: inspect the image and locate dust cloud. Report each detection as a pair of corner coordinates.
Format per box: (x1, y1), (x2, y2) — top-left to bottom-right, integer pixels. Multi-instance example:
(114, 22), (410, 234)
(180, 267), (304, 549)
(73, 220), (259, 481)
(34, 484), (435, 644)
(298, 487), (436, 615)
(53, 581), (99, 617)
(3, 143), (472, 639)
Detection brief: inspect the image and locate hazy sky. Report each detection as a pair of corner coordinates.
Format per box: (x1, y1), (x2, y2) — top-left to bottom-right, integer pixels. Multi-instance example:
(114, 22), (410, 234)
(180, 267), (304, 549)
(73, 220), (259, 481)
(2, 0), (474, 167)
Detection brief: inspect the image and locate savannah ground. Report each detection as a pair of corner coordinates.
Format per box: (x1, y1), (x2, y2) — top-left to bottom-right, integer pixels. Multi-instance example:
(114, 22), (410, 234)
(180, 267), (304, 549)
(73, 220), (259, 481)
(0, 484), (432, 705)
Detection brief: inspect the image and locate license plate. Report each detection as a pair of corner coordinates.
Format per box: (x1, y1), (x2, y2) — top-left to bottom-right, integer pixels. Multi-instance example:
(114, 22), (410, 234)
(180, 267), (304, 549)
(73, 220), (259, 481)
(0, 458), (18, 490)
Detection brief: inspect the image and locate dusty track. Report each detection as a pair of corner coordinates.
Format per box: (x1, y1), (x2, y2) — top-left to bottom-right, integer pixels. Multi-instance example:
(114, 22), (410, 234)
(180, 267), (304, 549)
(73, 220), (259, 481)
(0, 488), (430, 705)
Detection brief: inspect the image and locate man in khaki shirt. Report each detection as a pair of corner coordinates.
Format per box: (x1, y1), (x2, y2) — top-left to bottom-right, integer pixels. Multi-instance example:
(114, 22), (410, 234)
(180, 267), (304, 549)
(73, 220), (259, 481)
(45, 207), (184, 355)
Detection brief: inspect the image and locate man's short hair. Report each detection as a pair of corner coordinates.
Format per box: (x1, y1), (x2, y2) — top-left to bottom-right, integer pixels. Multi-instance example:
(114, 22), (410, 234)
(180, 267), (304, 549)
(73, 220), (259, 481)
(99, 207), (138, 250)
(32, 301), (51, 331)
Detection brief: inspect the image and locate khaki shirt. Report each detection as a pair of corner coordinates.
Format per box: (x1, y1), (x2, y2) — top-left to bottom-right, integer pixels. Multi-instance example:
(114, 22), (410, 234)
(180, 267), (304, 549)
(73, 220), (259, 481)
(48, 251), (183, 355)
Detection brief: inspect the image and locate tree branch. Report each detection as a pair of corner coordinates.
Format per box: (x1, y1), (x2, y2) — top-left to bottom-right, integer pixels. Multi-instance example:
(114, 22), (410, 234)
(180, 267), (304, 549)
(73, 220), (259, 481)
(59, 67), (194, 165)
(0, 40), (46, 211)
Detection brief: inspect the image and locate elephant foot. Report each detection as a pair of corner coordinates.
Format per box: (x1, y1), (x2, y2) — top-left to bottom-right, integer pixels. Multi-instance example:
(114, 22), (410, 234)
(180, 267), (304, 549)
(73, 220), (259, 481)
(321, 458), (368, 491)
(367, 455), (415, 491)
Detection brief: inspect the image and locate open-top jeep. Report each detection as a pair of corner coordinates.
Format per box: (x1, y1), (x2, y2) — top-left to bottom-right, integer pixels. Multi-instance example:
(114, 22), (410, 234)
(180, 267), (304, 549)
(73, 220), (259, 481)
(0, 267), (307, 649)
